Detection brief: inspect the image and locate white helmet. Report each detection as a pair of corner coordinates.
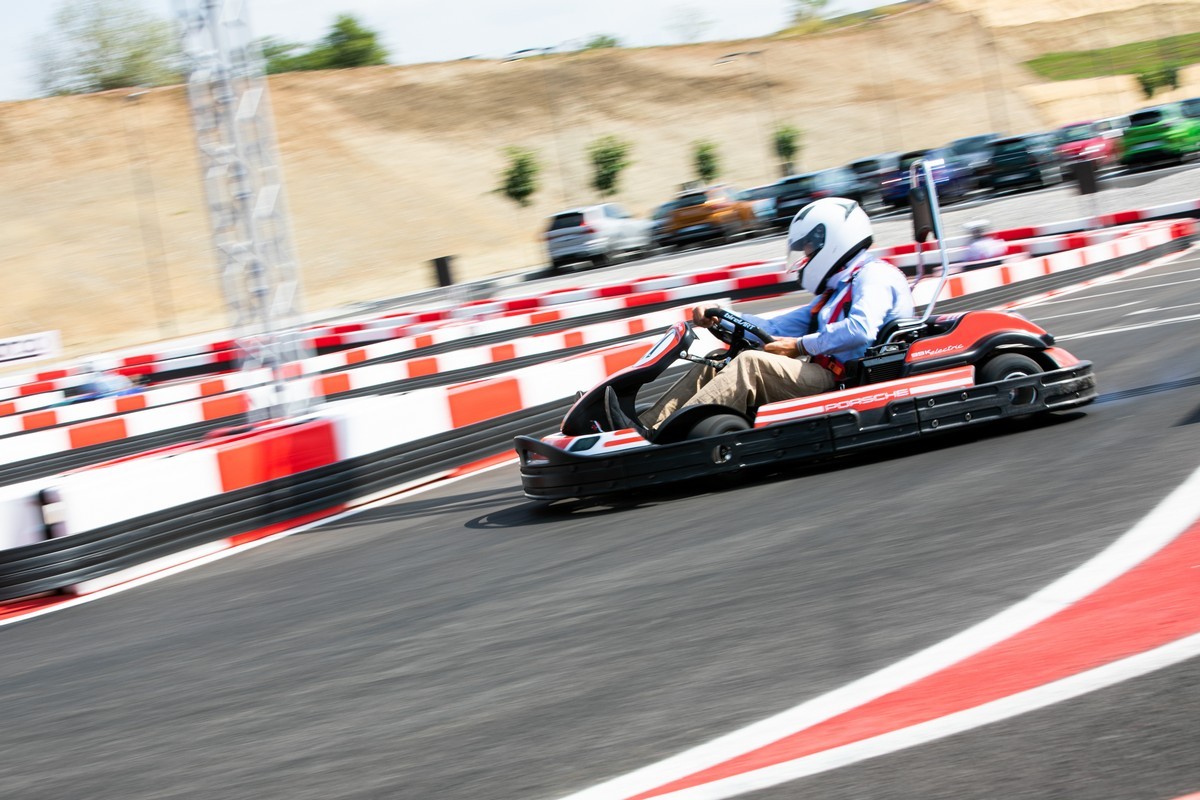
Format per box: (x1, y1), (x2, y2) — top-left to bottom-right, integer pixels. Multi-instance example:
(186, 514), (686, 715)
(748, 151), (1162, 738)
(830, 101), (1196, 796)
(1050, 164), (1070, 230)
(963, 218), (990, 237)
(785, 197), (873, 294)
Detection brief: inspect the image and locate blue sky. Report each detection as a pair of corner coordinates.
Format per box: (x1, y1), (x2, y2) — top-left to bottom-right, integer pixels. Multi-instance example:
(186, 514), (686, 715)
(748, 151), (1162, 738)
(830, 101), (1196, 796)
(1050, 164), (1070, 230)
(0, 0), (879, 101)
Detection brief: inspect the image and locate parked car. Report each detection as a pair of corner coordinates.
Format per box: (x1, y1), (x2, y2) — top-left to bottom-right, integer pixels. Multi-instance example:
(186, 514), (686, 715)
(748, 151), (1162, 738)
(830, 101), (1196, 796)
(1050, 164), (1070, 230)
(979, 133), (1065, 192)
(847, 152), (900, 209)
(946, 132), (1004, 189)
(659, 185), (761, 247)
(769, 172), (820, 228)
(543, 203), (652, 271)
(737, 184), (784, 231)
(1120, 103), (1200, 168)
(770, 167), (871, 228)
(649, 198), (689, 249)
(813, 166), (871, 205)
(879, 148), (973, 207)
(1054, 120), (1119, 166)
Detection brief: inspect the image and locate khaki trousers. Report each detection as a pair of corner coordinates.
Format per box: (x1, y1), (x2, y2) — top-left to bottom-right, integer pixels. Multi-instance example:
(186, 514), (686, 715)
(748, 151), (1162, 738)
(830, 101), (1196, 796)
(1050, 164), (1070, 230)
(640, 351), (837, 428)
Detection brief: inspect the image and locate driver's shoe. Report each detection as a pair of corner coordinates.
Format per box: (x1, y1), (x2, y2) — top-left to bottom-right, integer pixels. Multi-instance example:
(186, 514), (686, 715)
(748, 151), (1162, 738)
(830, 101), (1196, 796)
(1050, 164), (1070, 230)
(605, 387), (654, 441)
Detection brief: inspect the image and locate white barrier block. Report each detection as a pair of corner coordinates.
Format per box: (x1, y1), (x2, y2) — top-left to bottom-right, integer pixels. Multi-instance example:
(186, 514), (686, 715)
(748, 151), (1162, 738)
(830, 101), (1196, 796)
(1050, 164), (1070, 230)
(60, 449), (223, 533)
(0, 481), (49, 550)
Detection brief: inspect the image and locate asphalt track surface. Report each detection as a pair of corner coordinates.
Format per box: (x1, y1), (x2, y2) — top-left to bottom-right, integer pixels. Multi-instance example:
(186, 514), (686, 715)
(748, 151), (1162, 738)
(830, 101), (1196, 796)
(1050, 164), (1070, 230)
(2, 249), (1200, 800)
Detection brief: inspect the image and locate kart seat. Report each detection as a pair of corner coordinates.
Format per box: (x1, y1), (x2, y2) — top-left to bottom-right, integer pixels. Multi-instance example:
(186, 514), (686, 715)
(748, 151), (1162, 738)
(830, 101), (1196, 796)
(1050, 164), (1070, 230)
(874, 317), (926, 346)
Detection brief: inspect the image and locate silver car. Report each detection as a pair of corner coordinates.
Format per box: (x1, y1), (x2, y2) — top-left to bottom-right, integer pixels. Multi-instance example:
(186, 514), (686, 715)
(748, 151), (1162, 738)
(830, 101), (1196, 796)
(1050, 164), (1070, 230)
(544, 203), (652, 271)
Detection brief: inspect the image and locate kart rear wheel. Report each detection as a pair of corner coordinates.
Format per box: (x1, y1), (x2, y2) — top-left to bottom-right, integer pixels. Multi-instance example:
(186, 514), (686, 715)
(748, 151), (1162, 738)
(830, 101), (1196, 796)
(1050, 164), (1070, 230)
(686, 413), (751, 439)
(979, 353), (1042, 408)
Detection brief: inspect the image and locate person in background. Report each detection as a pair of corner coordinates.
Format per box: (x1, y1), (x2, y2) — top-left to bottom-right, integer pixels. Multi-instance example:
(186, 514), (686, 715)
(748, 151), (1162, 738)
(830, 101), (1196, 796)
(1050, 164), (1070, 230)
(963, 219), (1007, 262)
(75, 362), (136, 400)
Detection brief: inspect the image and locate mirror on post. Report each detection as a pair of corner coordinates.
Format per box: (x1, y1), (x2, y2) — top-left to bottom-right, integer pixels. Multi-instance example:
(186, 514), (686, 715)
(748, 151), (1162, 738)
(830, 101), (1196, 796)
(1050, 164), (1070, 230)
(907, 159), (953, 322)
(1069, 159), (1101, 228)
(910, 183), (935, 244)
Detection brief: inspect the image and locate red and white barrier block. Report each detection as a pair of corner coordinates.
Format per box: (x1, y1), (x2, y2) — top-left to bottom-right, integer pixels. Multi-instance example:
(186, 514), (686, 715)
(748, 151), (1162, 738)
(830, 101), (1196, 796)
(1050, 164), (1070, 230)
(911, 219), (1196, 307)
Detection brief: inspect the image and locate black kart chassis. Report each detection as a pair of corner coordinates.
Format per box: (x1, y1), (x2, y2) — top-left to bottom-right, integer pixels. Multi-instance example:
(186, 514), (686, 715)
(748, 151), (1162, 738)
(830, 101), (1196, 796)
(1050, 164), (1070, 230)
(515, 361), (1095, 501)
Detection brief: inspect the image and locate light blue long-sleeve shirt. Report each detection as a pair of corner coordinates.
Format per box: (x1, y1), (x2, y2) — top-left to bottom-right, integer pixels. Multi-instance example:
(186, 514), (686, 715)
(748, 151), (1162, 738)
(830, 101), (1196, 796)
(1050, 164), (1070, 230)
(745, 252), (915, 363)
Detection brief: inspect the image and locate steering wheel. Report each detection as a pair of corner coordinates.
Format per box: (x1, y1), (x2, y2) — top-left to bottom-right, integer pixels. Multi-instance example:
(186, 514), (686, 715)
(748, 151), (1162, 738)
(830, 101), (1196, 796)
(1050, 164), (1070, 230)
(700, 307), (774, 357)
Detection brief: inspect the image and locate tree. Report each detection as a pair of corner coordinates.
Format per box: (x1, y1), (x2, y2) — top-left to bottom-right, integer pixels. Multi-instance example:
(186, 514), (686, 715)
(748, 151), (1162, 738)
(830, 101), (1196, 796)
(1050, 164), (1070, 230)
(499, 147), (540, 207)
(693, 140), (720, 183)
(583, 34), (621, 51)
(262, 14), (387, 74)
(319, 14), (388, 68)
(588, 135), (633, 197)
(772, 124), (803, 176)
(32, 0), (178, 96)
(790, 0), (832, 24)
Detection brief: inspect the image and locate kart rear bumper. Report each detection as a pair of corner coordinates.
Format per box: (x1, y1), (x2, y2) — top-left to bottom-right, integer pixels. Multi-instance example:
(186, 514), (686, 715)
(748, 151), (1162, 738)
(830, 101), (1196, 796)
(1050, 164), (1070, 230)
(516, 362), (1095, 501)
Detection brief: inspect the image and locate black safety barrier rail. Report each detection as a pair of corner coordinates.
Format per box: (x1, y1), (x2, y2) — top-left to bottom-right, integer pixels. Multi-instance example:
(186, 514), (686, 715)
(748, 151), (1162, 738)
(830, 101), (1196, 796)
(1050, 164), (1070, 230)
(0, 401), (562, 600)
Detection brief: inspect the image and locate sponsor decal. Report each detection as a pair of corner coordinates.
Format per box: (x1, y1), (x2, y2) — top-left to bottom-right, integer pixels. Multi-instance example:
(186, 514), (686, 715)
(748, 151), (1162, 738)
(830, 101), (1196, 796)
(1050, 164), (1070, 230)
(0, 331), (61, 366)
(821, 387), (910, 412)
(913, 342), (966, 358)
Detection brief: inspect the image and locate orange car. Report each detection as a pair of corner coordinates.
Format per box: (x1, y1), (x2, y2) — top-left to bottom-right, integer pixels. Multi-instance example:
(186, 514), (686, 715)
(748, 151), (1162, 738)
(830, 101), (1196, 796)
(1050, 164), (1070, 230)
(659, 185), (762, 248)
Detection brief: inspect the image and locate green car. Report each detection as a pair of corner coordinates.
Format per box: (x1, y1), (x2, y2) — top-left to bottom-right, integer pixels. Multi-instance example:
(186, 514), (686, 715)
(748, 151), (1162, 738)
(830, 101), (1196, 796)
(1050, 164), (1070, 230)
(1120, 102), (1200, 167)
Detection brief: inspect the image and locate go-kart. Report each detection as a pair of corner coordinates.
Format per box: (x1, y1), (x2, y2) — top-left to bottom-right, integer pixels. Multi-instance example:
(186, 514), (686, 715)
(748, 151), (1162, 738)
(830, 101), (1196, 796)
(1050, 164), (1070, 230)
(514, 161), (1097, 502)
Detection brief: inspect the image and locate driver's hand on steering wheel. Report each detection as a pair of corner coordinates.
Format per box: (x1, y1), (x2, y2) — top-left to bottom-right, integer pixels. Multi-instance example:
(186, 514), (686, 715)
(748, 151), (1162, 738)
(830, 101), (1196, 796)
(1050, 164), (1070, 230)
(764, 337), (803, 358)
(691, 306), (715, 328)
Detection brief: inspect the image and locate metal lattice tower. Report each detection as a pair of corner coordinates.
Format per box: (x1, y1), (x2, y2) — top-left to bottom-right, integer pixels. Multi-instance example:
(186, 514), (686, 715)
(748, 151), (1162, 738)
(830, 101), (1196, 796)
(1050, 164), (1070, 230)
(176, 0), (309, 419)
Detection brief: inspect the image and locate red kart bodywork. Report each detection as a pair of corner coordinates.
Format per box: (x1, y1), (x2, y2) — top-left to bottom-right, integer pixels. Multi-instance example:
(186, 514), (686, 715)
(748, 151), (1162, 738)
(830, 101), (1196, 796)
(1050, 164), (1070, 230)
(516, 310), (1096, 501)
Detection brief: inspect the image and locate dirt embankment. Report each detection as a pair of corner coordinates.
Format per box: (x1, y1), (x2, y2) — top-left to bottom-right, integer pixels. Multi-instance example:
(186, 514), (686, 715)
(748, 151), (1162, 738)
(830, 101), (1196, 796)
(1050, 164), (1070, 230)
(1, 0), (1195, 359)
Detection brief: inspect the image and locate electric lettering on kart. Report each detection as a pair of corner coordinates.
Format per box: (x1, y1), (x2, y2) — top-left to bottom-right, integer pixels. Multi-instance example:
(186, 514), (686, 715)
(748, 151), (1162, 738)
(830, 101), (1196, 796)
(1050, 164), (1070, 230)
(909, 342), (966, 360)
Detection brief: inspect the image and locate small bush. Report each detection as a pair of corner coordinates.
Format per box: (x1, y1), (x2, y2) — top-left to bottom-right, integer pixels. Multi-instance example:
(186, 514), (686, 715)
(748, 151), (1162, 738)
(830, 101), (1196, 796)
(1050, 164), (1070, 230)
(693, 140), (720, 183)
(499, 147), (540, 207)
(588, 135), (632, 197)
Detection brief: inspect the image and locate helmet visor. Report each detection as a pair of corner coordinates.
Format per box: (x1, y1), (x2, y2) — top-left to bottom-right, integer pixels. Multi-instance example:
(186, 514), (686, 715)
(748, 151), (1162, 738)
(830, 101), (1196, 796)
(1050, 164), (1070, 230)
(785, 222), (826, 280)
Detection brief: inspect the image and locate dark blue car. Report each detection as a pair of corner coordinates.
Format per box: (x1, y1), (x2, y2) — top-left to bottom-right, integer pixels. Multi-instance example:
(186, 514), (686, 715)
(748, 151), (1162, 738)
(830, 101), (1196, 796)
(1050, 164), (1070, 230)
(879, 148), (973, 208)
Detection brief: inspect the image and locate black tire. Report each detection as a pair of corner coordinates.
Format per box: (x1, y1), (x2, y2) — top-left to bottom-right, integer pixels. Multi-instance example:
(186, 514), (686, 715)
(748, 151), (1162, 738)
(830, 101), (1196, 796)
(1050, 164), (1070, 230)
(979, 353), (1043, 409)
(978, 352), (1042, 383)
(686, 413), (751, 439)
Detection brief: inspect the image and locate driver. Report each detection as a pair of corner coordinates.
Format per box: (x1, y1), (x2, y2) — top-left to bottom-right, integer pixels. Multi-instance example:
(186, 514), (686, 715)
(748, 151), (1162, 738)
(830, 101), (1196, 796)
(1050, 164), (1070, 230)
(609, 197), (914, 435)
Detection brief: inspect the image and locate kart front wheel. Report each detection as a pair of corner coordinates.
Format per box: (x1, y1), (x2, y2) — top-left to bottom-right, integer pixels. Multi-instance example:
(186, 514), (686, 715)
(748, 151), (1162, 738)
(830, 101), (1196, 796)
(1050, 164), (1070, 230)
(979, 353), (1042, 409)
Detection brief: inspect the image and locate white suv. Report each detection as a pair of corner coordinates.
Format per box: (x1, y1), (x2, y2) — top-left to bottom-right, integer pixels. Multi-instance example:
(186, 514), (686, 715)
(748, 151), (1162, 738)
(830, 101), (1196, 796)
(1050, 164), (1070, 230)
(543, 203), (652, 271)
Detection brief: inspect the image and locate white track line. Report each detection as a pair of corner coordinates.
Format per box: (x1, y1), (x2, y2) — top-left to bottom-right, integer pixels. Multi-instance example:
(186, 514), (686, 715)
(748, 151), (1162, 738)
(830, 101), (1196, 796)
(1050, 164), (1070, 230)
(1056, 313), (1200, 341)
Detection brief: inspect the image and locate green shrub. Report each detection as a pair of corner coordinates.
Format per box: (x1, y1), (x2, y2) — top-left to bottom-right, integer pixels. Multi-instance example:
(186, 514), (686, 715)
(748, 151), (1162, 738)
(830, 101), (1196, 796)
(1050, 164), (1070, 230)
(588, 135), (632, 196)
(499, 147), (540, 207)
(693, 140), (720, 183)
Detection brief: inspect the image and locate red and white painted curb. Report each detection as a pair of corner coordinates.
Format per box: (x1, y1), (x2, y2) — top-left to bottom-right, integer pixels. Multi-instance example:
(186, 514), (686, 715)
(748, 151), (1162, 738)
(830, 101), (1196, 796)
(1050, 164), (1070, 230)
(0, 307), (690, 443)
(910, 219), (1195, 307)
(556, 465), (1200, 799)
